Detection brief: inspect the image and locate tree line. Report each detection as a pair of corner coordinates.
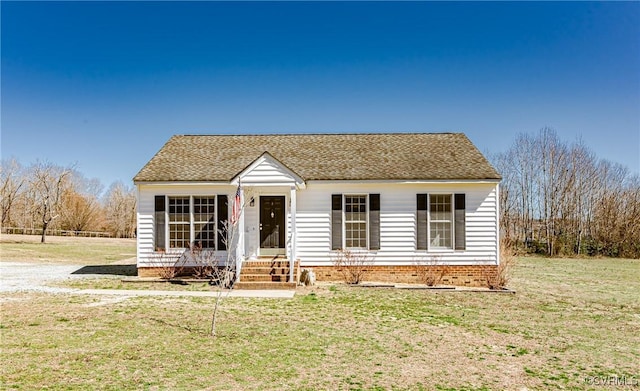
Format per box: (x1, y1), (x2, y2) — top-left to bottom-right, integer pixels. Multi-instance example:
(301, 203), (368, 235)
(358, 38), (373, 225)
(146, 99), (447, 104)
(492, 127), (640, 258)
(1, 159), (136, 242)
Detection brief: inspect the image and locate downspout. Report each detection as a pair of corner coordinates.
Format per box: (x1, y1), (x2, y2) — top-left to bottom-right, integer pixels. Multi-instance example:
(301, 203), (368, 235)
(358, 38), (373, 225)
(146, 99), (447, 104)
(496, 182), (501, 266)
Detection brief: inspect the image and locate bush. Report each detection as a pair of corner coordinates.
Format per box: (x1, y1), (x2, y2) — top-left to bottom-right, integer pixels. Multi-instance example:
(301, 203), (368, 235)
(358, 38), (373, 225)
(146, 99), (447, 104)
(485, 239), (516, 289)
(148, 251), (184, 279)
(332, 249), (371, 284)
(414, 255), (447, 286)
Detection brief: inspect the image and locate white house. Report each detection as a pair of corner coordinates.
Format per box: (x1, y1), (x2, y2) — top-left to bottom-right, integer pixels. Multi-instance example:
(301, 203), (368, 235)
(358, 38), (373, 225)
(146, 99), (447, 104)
(133, 133), (501, 287)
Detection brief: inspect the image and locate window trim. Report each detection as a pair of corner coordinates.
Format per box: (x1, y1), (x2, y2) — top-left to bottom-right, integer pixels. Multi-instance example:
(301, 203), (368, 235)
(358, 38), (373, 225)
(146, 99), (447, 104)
(343, 194), (369, 250)
(428, 193), (455, 251)
(163, 195), (219, 251)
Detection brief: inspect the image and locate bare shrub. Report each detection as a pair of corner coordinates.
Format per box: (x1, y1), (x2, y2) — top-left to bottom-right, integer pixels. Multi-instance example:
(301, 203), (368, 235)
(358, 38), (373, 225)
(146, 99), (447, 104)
(485, 240), (516, 289)
(187, 242), (213, 279)
(332, 249), (371, 284)
(414, 255), (447, 286)
(189, 248), (236, 288)
(148, 250), (184, 279)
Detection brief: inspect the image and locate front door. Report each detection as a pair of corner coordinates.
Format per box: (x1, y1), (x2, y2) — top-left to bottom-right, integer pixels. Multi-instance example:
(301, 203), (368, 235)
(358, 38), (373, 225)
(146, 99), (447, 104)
(260, 196), (286, 256)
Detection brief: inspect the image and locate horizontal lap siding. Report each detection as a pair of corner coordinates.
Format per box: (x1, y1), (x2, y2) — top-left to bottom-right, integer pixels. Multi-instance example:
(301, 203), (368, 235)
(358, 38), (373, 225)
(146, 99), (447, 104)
(241, 159), (296, 185)
(295, 182), (498, 266)
(296, 189), (331, 262)
(137, 191), (155, 265)
(138, 182), (499, 267)
(136, 184), (234, 267)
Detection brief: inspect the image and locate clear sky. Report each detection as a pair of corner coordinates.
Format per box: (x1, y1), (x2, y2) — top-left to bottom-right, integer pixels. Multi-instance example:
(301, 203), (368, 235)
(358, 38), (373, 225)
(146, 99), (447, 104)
(2, 1), (639, 189)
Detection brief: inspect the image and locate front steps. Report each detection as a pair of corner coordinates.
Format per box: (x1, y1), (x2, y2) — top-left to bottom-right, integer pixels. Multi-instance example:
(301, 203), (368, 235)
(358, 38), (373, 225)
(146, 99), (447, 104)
(234, 258), (299, 290)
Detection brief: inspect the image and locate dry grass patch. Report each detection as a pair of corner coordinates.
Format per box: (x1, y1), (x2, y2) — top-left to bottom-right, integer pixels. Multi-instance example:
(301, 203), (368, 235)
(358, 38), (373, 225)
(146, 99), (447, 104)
(0, 234), (135, 264)
(55, 278), (214, 292)
(1, 257), (638, 390)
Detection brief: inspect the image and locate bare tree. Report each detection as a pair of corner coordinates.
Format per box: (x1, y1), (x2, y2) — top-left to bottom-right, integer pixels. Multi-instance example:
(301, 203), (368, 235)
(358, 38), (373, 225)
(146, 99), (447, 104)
(492, 128), (640, 258)
(103, 181), (137, 238)
(0, 158), (25, 227)
(59, 170), (104, 233)
(28, 161), (72, 243)
(205, 187), (256, 337)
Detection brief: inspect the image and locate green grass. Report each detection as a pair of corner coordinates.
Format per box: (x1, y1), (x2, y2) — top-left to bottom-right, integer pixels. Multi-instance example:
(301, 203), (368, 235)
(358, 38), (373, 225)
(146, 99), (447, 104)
(0, 234), (135, 264)
(1, 255), (639, 390)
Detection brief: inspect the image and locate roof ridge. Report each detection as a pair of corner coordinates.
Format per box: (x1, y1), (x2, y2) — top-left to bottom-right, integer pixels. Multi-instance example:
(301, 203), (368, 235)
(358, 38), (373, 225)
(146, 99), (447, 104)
(174, 132), (464, 137)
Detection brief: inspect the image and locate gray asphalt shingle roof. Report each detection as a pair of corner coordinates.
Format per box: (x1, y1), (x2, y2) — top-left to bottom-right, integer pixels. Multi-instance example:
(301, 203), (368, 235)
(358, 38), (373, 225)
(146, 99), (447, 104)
(133, 133), (501, 182)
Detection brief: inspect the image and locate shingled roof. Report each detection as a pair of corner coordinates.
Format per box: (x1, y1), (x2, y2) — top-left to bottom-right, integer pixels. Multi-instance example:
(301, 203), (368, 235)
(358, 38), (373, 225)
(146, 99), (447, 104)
(133, 133), (501, 182)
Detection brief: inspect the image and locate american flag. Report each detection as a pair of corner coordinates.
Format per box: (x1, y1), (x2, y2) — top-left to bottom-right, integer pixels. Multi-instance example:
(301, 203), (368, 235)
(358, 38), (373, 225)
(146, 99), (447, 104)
(230, 183), (241, 225)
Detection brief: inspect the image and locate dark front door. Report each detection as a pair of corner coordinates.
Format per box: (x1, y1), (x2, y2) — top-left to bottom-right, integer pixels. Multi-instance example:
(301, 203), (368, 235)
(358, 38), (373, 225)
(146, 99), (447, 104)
(260, 196), (286, 255)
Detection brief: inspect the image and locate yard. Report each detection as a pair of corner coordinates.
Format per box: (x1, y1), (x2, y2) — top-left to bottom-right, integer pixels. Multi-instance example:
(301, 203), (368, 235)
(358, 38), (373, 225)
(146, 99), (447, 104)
(1, 236), (638, 390)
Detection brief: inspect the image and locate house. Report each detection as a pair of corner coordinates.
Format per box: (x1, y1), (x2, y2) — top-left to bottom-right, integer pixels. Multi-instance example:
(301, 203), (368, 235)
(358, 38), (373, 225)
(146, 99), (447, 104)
(133, 133), (501, 287)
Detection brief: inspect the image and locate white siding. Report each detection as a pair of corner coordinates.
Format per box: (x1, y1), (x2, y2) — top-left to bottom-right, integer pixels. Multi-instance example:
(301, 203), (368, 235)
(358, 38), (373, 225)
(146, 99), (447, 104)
(294, 182), (499, 266)
(137, 181), (500, 268)
(239, 156), (299, 186)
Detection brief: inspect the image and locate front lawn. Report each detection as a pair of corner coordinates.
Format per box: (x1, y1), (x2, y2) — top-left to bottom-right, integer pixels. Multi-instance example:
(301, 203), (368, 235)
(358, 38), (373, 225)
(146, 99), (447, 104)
(1, 256), (638, 390)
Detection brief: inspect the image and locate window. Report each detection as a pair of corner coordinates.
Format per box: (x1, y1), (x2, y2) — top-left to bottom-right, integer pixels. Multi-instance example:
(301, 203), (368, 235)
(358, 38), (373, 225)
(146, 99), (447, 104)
(417, 193), (466, 251)
(331, 193), (379, 251)
(429, 194), (453, 249)
(169, 196), (190, 249)
(166, 196), (217, 249)
(344, 195), (367, 248)
(193, 197), (216, 249)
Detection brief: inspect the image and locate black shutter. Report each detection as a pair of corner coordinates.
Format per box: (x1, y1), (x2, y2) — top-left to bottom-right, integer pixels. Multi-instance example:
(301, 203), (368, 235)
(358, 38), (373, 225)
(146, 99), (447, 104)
(416, 194), (428, 250)
(331, 194), (342, 250)
(454, 194), (466, 250)
(217, 195), (228, 250)
(369, 194), (380, 250)
(154, 195), (166, 251)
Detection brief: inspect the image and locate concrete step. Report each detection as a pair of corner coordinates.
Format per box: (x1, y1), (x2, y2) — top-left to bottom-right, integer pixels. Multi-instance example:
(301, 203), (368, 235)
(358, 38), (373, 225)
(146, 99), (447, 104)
(242, 261), (292, 268)
(240, 267), (292, 275)
(234, 281), (297, 290)
(240, 274), (293, 282)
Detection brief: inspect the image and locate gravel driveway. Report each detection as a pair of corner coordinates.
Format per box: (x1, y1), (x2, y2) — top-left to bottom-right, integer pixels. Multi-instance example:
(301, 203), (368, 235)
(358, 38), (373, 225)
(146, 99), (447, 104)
(0, 262), (296, 298)
(0, 262), (122, 293)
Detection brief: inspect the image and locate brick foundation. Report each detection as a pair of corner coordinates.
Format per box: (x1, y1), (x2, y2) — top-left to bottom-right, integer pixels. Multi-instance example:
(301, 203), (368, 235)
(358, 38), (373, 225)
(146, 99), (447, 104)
(137, 266), (213, 278)
(305, 264), (498, 287)
(138, 264), (498, 287)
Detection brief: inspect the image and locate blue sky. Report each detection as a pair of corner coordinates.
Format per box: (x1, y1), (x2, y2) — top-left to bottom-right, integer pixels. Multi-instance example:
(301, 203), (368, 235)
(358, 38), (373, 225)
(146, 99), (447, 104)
(2, 1), (639, 189)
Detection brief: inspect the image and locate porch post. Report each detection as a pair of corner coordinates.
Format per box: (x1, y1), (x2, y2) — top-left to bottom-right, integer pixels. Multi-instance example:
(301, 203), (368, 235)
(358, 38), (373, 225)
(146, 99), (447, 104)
(289, 186), (297, 281)
(235, 186), (245, 282)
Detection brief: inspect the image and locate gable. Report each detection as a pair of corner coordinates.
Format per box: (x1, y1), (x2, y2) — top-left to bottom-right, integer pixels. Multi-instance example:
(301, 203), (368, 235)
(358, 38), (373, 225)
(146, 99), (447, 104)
(233, 152), (305, 188)
(133, 133), (502, 183)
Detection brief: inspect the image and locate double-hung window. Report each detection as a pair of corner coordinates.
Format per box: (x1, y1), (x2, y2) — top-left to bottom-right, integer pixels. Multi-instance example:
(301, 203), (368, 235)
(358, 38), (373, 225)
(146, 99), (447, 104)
(193, 197), (216, 249)
(331, 194), (380, 251)
(344, 195), (368, 249)
(429, 194), (453, 249)
(417, 193), (466, 251)
(168, 196), (191, 249)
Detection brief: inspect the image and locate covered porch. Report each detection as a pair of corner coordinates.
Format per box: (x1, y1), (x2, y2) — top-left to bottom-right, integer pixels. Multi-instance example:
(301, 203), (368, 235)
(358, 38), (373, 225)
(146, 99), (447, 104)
(232, 152), (305, 288)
